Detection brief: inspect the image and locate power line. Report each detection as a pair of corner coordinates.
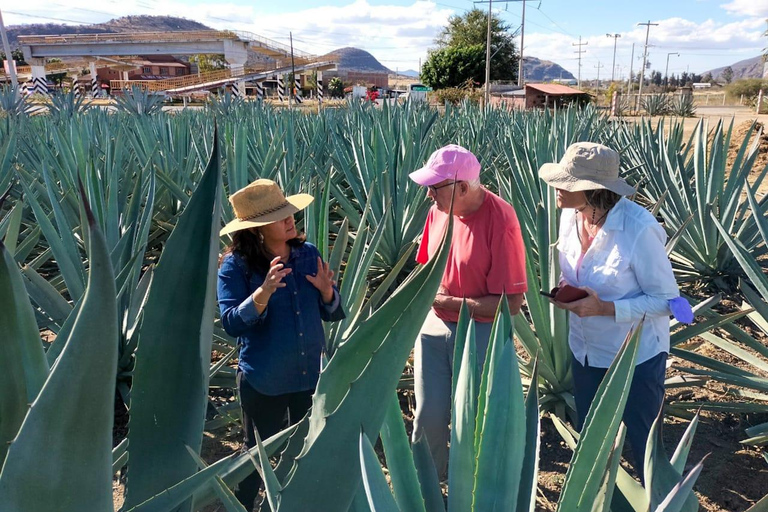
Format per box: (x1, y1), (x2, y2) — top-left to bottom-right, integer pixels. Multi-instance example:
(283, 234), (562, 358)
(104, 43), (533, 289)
(572, 36), (587, 88)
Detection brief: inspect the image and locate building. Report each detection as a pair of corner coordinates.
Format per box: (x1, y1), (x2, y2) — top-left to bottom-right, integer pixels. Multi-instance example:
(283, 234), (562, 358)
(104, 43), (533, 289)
(492, 83), (590, 110)
(96, 55), (191, 83)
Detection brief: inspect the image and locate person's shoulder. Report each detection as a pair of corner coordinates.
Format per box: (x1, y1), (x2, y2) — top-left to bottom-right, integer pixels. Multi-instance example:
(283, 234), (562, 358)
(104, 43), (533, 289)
(219, 251), (241, 273)
(484, 190), (520, 223)
(618, 198), (665, 238)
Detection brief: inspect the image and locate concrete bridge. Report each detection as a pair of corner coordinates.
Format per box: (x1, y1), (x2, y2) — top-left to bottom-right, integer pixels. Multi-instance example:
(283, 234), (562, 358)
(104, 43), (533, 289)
(11, 30), (333, 97)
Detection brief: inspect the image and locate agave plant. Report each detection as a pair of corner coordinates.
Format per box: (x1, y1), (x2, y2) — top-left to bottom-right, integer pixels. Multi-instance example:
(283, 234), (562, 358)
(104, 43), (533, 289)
(669, 94), (696, 117)
(47, 89), (91, 120)
(0, 85), (32, 117)
(114, 85), (166, 115)
(641, 94), (671, 116)
(623, 118), (768, 290)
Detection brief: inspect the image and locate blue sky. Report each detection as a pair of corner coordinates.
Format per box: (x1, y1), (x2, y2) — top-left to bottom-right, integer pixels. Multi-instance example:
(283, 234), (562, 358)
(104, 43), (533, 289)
(3, 0), (767, 78)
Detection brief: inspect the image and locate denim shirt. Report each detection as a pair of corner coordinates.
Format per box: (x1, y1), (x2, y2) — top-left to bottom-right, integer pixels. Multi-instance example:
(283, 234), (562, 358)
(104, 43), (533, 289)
(217, 242), (345, 395)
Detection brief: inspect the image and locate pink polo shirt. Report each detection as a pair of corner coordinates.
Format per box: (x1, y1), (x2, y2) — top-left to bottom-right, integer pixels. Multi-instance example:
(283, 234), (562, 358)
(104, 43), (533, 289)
(416, 189), (527, 323)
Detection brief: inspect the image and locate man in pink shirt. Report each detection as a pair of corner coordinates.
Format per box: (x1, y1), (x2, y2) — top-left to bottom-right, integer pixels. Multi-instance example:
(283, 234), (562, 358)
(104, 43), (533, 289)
(409, 144), (527, 477)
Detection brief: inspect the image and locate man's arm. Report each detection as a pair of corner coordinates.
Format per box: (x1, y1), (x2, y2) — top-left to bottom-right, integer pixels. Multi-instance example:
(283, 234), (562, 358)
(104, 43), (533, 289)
(433, 292), (524, 318)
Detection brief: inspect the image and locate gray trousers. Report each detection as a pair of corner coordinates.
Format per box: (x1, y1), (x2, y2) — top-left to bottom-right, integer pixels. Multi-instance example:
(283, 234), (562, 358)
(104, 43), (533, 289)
(412, 309), (493, 478)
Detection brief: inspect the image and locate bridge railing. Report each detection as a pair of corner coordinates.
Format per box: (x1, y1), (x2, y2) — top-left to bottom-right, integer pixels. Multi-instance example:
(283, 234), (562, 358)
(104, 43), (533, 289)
(18, 30), (242, 45)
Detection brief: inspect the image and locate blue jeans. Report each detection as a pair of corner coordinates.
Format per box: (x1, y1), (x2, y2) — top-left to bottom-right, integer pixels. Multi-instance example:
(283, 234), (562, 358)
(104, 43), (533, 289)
(412, 309), (493, 478)
(571, 351), (667, 483)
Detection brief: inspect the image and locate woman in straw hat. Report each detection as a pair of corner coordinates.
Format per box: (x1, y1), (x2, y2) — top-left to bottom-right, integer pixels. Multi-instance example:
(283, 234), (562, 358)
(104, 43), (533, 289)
(539, 142), (691, 482)
(217, 179), (345, 509)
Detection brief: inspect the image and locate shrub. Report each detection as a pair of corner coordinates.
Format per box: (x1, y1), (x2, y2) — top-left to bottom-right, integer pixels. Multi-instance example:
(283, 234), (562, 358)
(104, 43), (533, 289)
(725, 78), (768, 103)
(641, 93), (670, 116)
(669, 93), (696, 117)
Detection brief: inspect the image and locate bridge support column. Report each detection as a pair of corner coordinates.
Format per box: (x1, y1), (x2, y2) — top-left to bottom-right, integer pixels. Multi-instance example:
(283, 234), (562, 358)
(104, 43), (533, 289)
(277, 74), (285, 103)
(29, 58), (48, 96)
(89, 61), (99, 97)
(255, 80), (264, 102)
(72, 75), (81, 97)
(294, 74), (302, 104)
(223, 39), (248, 78)
(317, 71), (323, 107)
(232, 80), (246, 99)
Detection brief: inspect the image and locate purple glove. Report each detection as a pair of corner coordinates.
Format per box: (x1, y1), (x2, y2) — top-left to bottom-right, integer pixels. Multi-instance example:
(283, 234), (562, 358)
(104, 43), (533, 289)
(669, 296), (694, 324)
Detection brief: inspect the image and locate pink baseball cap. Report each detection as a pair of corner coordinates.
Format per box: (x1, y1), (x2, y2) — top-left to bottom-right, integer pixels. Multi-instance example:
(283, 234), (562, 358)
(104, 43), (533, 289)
(409, 144), (481, 186)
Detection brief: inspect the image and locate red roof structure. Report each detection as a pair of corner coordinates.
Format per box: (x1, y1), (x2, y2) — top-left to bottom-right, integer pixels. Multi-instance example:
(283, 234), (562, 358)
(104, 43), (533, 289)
(525, 83), (586, 95)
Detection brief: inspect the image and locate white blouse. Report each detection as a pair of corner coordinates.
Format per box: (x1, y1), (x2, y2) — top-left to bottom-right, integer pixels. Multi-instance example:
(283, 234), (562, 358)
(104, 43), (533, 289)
(557, 197), (679, 368)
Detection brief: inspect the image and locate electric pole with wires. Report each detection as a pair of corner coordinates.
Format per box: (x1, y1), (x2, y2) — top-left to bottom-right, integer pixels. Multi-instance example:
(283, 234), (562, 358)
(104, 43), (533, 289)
(572, 36), (588, 89)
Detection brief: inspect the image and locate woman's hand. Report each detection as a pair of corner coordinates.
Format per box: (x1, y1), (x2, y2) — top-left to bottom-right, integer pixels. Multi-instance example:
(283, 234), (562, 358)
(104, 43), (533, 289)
(550, 287), (615, 317)
(306, 257), (335, 303)
(258, 256), (293, 296)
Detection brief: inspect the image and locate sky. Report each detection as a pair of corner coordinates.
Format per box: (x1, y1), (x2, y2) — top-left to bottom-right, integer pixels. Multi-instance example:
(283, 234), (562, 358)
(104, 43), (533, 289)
(2, 0), (767, 80)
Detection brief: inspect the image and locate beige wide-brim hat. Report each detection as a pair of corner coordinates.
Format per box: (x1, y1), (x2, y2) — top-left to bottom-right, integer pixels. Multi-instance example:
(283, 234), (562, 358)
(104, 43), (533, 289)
(220, 179), (314, 237)
(539, 142), (636, 196)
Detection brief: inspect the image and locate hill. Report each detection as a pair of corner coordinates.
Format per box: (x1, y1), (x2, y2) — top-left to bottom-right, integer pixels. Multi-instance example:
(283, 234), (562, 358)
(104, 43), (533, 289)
(523, 56), (575, 81)
(5, 16), (211, 47)
(320, 47), (391, 73)
(704, 55), (766, 81)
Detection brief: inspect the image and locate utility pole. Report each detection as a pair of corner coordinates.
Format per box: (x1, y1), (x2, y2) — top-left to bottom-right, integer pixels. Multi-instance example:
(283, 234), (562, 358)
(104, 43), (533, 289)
(518, 0), (526, 86)
(485, 0), (492, 105)
(627, 42), (635, 95)
(572, 36), (588, 89)
(289, 32), (296, 109)
(0, 8), (18, 91)
(606, 33), (621, 83)
(664, 52), (679, 91)
(637, 20), (658, 105)
(594, 61), (604, 91)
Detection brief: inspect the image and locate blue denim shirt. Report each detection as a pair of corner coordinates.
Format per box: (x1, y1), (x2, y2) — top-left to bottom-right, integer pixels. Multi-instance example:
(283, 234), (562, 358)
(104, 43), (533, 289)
(217, 242), (345, 395)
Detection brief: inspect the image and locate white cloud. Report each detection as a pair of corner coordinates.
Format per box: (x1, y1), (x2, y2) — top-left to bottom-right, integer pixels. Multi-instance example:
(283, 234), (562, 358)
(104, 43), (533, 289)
(721, 0), (768, 18)
(4, 0), (450, 71)
(525, 16), (766, 79)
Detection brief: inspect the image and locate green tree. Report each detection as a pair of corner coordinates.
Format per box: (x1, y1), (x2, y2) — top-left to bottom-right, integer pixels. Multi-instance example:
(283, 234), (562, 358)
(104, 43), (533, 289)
(421, 44), (485, 90)
(702, 72), (714, 83)
(721, 66), (734, 84)
(434, 8), (518, 83)
(328, 77), (344, 98)
(189, 54), (226, 74)
(0, 49), (27, 66)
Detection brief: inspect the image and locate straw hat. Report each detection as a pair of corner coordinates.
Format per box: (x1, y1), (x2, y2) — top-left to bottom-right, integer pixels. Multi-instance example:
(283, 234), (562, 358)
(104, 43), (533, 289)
(220, 179), (314, 237)
(538, 142), (635, 196)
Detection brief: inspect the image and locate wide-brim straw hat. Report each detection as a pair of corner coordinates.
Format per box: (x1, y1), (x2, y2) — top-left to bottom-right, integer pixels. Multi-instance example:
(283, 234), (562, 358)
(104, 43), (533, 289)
(539, 142), (635, 196)
(220, 179), (314, 237)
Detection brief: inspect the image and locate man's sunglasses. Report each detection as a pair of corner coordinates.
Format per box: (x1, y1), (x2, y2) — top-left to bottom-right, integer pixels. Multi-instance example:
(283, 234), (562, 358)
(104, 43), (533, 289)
(428, 181), (463, 193)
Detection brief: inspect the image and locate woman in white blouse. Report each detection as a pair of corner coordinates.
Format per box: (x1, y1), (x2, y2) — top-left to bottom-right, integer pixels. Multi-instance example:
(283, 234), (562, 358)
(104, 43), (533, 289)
(539, 142), (684, 482)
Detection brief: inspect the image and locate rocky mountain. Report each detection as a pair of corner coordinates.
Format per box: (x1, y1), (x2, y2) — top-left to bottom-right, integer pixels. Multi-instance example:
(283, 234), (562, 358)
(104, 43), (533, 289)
(704, 55), (766, 81)
(5, 16), (211, 47)
(523, 56), (575, 81)
(320, 47), (391, 73)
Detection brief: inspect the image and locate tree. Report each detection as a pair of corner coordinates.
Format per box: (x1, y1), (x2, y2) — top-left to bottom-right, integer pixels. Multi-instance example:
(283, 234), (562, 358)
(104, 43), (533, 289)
(328, 77), (344, 99)
(721, 66), (733, 84)
(651, 70), (662, 86)
(421, 44), (485, 90)
(701, 72), (713, 84)
(433, 8), (518, 83)
(189, 54), (226, 74)
(0, 49), (26, 66)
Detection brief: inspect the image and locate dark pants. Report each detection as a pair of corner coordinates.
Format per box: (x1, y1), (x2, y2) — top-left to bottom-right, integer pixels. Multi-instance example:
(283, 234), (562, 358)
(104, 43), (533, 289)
(235, 372), (313, 511)
(571, 351), (667, 483)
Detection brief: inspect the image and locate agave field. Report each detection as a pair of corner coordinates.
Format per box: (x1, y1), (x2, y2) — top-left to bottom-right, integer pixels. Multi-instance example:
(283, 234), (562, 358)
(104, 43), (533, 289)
(1, 87), (768, 512)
